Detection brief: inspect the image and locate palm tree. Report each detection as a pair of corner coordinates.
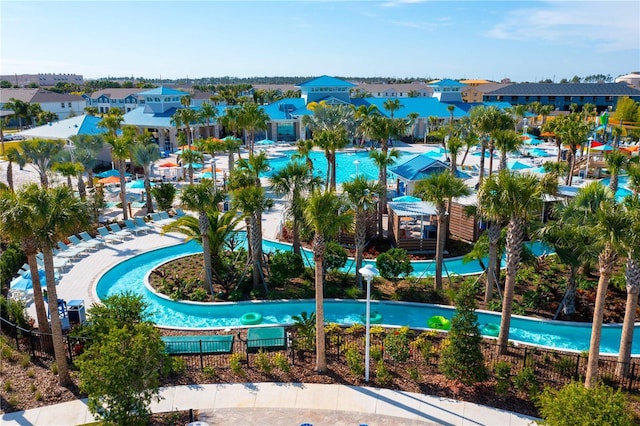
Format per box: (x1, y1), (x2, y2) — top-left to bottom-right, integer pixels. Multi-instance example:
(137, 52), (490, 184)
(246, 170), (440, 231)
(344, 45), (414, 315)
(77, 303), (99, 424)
(550, 114), (592, 185)
(52, 161), (82, 189)
(303, 190), (352, 372)
(179, 181), (225, 296)
(108, 126), (136, 220)
(4, 146), (26, 192)
(342, 176), (381, 289)
(353, 104), (380, 146)
(172, 106), (199, 178)
(4, 98), (29, 130)
(493, 129), (522, 171)
(383, 98), (403, 118)
(616, 196), (640, 377)
(237, 102), (269, 153)
(178, 147), (203, 185)
(312, 128), (350, 192)
(292, 138), (315, 172)
(414, 172), (470, 290)
(574, 182), (629, 388)
(479, 171), (549, 354)
(627, 163), (640, 197)
(469, 106), (512, 185)
(199, 101), (218, 139)
(446, 136), (464, 176)
(369, 148), (401, 239)
(69, 134), (104, 198)
(20, 138), (63, 188)
(20, 184), (90, 385)
(130, 135), (161, 213)
(604, 151), (630, 193)
(270, 161), (323, 256)
(0, 187), (50, 336)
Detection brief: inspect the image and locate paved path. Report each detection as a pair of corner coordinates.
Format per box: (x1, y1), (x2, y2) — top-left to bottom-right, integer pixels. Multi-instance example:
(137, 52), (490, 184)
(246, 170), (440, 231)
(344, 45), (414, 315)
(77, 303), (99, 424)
(1, 382), (539, 425)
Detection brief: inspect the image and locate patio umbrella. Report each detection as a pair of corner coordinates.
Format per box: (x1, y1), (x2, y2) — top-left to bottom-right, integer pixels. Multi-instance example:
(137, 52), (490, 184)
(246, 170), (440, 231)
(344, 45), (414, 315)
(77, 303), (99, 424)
(507, 160), (532, 170)
(472, 151), (499, 158)
(199, 172), (213, 179)
(159, 161), (178, 168)
(255, 138), (276, 146)
(529, 148), (552, 157)
(98, 175), (121, 185)
(10, 270), (50, 292)
(591, 144), (614, 152)
(126, 180), (155, 190)
(97, 169), (132, 178)
(184, 163), (203, 169)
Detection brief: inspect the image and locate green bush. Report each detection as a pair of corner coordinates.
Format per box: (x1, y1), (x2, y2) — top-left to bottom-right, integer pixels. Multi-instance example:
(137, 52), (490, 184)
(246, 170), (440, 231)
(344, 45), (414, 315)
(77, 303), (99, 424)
(553, 356), (576, 377)
(376, 248), (413, 287)
(190, 287), (208, 302)
(202, 366), (217, 380)
(375, 360), (392, 385)
(229, 353), (245, 377)
(0, 243), (25, 291)
(269, 250), (304, 287)
(384, 327), (410, 363)
(345, 346), (364, 376)
(324, 242), (348, 273)
(0, 295), (30, 329)
(292, 311), (316, 352)
(494, 361), (512, 395)
(150, 183), (176, 212)
(255, 349), (273, 374)
(537, 381), (633, 426)
(513, 366), (539, 397)
(273, 353), (290, 373)
(369, 344), (383, 362)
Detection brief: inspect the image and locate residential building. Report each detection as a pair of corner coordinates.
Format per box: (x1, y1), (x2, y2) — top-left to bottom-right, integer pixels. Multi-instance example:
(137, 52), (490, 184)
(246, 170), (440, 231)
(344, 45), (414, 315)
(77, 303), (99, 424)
(0, 88), (85, 120)
(83, 88), (147, 114)
(616, 72), (640, 89)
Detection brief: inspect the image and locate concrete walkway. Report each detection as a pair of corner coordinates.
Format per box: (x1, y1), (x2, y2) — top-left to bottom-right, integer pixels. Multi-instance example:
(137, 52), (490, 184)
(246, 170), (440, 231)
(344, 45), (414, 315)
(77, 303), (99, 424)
(1, 382), (539, 425)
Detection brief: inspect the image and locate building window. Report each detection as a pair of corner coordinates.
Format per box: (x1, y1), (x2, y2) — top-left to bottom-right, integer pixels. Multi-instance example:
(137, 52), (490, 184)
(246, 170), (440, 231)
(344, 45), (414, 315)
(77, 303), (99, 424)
(68, 102), (72, 107)
(549, 96), (556, 102)
(61, 102), (65, 108)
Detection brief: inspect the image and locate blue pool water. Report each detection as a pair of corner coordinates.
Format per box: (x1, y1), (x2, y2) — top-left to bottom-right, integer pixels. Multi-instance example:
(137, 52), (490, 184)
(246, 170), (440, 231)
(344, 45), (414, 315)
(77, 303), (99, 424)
(598, 175), (634, 202)
(265, 149), (410, 184)
(96, 240), (640, 355)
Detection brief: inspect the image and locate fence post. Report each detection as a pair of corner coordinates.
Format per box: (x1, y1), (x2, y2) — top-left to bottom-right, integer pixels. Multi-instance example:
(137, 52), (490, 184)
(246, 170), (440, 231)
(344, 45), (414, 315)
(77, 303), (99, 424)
(629, 362), (636, 392)
(574, 353), (580, 380)
(28, 329), (36, 359)
(523, 346), (528, 369)
(66, 336), (73, 363)
(199, 340), (204, 371)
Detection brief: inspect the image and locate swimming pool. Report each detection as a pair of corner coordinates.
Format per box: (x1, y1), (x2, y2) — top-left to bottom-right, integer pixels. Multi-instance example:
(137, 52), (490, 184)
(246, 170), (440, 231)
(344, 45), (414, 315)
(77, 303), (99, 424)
(95, 240), (640, 355)
(265, 149), (410, 184)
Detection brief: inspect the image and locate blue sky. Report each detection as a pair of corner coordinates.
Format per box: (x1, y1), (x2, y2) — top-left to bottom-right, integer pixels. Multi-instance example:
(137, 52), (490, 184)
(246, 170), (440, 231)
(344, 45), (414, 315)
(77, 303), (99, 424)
(1, 1), (638, 83)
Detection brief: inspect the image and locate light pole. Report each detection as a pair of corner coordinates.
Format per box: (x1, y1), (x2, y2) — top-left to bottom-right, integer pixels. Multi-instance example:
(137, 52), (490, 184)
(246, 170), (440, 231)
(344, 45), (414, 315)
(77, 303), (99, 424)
(359, 263), (378, 382)
(353, 159), (360, 176)
(211, 158), (217, 192)
(585, 136), (593, 180)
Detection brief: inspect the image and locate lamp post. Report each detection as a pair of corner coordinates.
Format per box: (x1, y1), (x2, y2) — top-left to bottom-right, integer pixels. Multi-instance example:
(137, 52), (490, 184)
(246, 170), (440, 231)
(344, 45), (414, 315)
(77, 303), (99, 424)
(359, 263), (378, 382)
(523, 117), (528, 135)
(353, 159), (360, 176)
(211, 158), (217, 192)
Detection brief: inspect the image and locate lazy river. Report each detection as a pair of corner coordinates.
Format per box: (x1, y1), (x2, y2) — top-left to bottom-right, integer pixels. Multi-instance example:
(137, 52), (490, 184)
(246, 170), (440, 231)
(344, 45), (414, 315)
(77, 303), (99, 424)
(95, 239), (640, 355)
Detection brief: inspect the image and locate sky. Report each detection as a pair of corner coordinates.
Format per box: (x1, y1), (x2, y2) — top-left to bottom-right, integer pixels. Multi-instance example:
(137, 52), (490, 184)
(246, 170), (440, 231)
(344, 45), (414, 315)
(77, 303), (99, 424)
(1, 0), (638, 83)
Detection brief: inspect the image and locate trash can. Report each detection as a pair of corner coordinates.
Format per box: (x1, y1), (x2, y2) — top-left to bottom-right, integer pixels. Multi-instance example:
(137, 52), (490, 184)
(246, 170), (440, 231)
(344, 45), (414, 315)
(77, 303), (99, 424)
(67, 299), (86, 325)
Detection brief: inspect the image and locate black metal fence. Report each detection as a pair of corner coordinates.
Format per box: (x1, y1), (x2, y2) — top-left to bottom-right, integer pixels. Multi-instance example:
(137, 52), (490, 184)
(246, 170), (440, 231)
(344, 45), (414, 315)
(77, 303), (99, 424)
(2, 318), (638, 393)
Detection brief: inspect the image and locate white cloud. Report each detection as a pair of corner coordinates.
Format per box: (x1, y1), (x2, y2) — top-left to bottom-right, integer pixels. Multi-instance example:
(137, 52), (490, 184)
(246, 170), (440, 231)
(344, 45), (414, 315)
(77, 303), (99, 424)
(483, 1), (639, 52)
(381, 0), (430, 8)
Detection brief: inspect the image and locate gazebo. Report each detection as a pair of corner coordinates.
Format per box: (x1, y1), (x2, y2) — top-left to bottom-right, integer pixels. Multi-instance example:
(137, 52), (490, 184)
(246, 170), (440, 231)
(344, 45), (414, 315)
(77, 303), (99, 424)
(387, 201), (438, 252)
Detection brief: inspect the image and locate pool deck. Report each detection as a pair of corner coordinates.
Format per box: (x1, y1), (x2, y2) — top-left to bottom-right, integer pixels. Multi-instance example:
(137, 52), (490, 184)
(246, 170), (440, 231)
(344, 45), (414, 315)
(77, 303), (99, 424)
(1, 382), (540, 425)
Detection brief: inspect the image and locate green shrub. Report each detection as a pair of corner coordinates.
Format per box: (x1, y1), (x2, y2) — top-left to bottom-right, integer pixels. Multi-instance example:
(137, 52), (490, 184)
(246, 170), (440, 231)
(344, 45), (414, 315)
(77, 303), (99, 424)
(190, 287), (208, 302)
(370, 344), (383, 362)
(273, 353), (290, 373)
(345, 346), (364, 376)
(202, 366), (217, 380)
(0, 243), (25, 291)
(513, 366), (539, 397)
(344, 286), (363, 299)
(537, 381), (633, 426)
(20, 354), (31, 368)
(324, 242), (348, 273)
(27, 368), (35, 378)
(346, 323), (365, 334)
(269, 250), (304, 287)
(169, 356), (186, 376)
(411, 333), (434, 363)
(229, 353), (245, 377)
(384, 327), (410, 363)
(493, 361), (512, 395)
(292, 311), (316, 352)
(375, 360), (392, 385)
(376, 248), (413, 287)
(4, 379), (12, 392)
(255, 349), (273, 374)
(50, 362), (58, 375)
(150, 183), (176, 212)
(408, 366), (420, 382)
(553, 356), (576, 377)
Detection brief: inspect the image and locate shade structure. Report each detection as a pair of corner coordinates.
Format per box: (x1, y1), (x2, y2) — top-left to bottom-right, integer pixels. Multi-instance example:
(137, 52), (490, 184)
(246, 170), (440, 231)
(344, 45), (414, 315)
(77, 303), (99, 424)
(199, 172), (213, 179)
(10, 270), (50, 292)
(255, 138), (276, 146)
(126, 180), (155, 190)
(472, 151), (499, 158)
(507, 160), (532, 170)
(98, 175), (121, 185)
(159, 161), (178, 168)
(97, 169), (131, 178)
(529, 148), (553, 157)
(392, 195), (421, 202)
(222, 135), (241, 142)
(523, 137), (542, 146)
(591, 144), (614, 152)
(184, 163), (203, 169)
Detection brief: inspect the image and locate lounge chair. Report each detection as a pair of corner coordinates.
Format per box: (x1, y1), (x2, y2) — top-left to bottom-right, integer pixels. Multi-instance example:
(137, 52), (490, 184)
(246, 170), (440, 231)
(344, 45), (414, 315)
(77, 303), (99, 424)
(96, 226), (124, 243)
(79, 231), (106, 248)
(124, 219), (150, 236)
(56, 241), (88, 259)
(150, 212), (174, 228)
(174, 208), (186, 217)
(68, 234), (102, 251)
(36, 253), (69, 273)
(108, 223), (133, 239)
(134, 217), (155, 233)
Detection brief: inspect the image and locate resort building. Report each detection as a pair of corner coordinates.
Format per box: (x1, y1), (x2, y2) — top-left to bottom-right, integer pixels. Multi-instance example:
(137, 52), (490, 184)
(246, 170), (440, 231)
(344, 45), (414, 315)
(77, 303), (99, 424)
(83, 88), (147, 114)
(483, 82), (640, 112)
(616, 71), (640, 89)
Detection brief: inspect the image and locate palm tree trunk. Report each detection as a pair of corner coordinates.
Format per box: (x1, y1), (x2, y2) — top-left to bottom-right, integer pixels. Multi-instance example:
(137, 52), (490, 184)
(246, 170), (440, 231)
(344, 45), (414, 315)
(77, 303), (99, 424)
(330, 152), (337, 192)
(478, 145), (486, 187)
(42, 246), (71, 386)
(485, 222), (500, 303)
(25, 250), (50, 334)
(292, 220), (301, 256)
(313, 234), (327, 373)
(355, 211), (366, 290)
(585, 246), (616, 388)
(7, 161), (14, 192)
(144, 166), (154, 213)
(616, 257), (639, 378)
(200, 213), (214, 297)
(497, 217), (525, 355)
(488, 146), (495, 176)
(77, 173), (86, 201)
(119, 160), (128, 220)
(434, 209), (447, 291)
(250, 215), (262, 292)
(563, 266), (578, 315)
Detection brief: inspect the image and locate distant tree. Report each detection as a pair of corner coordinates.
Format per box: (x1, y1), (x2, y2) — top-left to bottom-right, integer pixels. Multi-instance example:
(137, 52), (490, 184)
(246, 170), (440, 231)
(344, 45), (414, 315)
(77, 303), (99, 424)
(439, 281), (487, 385)
(376, 248), (413, 288)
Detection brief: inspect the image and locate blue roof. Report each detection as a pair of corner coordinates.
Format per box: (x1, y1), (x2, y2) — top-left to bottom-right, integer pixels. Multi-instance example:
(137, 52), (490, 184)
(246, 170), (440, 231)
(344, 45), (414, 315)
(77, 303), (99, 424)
(123, 106), (178, 127)
(137, 86), (189, 96)
(429, 79), (466, 88)
(389, 154), (449, 181)
(261, 98), (309, 120)
(78, 115), (106, 135)
(297, 75), (356, 88)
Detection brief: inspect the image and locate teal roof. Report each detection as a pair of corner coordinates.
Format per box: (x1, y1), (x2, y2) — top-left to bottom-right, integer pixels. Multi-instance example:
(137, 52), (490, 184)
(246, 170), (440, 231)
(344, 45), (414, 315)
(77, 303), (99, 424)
(429, 79), (466, 88)
(297, 75), (356, 88)
(262, 98), (309, 120)
(389, 155), (449, 181)
(138, 86), (189, 96)
(123, 106), (178, 127)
